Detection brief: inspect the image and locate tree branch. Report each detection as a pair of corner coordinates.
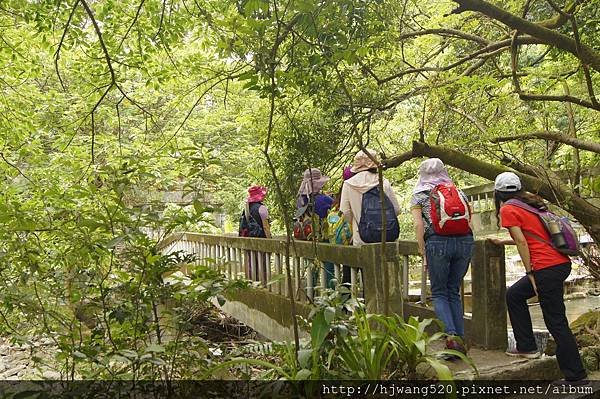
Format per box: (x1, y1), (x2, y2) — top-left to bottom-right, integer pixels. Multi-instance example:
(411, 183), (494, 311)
(0, 152), (34, 183)
(399, 28), (489, 45)
(491, 131), (600, 153)
(450, 0), (600, 72)
(382, 150), (416, 169)
(379, 36), (542, 84)
(54, 0), (80, 91)
(446, 104), (488, 134)
(519, 93), (600, 111)
(405, 141), (600, 239)
(80, 0), (116, 84)
(538, 0), (582, 29)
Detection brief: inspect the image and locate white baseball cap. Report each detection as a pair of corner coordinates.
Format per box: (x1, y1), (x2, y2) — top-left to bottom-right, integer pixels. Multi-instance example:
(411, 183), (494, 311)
(494, 172), (521, 192)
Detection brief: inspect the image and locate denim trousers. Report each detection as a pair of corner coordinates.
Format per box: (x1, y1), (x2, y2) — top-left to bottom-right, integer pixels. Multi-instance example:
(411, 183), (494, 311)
(507, 263), (586, 381)
(426, 234), (474, 337)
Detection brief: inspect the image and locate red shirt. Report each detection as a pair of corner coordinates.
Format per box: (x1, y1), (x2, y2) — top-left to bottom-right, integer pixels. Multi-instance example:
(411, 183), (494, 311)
(500, 204), (570, 270)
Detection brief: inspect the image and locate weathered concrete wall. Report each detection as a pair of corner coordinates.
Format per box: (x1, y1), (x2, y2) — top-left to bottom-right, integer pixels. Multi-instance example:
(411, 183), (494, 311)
(219, 289), (311, 341)
(163, 234), (507, 349)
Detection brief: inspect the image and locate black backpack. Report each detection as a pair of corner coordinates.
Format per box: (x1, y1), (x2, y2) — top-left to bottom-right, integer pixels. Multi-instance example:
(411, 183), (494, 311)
(358, 186), (399, 243)
(239, 202), (265, 238)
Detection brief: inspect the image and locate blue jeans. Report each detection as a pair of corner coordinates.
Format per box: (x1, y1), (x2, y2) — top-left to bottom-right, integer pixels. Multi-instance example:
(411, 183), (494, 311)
(426, 234), (473, 337)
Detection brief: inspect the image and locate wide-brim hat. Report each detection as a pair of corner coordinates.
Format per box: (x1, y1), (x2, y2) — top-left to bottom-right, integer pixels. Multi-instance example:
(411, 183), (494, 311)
(247, 185), (267, 202)
(298, 168), (330, 197)
(350, 149), (379, 173)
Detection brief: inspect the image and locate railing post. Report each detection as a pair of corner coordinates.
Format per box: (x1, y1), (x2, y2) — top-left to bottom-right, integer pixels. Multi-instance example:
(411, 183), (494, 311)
(420, 258), (427, 305)
(226, 247), (232, 279)
(274, 253), (282, 295)
(258, 251), (266, 287)
(350, 267), (358, 298)
(361, 245), (385, 314)
(294, 257), (301, 301)
(386, 254), (403, 318)
(236, 248), (243, 277)
(248, 250), (255, 281)
(470, 240), (507, 349)
(319, 262), (327, 294)
(306, 260), (314, 300)
(402, 255), (410, 301)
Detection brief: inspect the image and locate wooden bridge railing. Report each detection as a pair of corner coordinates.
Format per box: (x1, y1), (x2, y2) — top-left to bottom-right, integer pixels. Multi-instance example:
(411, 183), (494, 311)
(159, 233), (507, 349)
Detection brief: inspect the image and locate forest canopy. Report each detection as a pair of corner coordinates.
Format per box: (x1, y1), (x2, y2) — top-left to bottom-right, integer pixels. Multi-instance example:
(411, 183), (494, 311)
(0, 0), (598, 382)
(1, 0), (598, 237)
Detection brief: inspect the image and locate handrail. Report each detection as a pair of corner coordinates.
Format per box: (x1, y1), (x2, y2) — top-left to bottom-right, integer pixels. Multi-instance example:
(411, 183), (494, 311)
(159, 233), (507, 349)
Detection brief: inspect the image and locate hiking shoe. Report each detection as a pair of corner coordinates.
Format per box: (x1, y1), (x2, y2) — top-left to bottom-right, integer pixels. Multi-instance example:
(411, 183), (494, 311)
(505, 348), (540, 359)
(445, 337), (467, 356)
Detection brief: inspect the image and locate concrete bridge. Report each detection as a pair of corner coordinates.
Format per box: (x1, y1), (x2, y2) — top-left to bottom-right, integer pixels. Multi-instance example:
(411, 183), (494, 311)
(159, 233), (508, 350)
(156, 181), (599, 349)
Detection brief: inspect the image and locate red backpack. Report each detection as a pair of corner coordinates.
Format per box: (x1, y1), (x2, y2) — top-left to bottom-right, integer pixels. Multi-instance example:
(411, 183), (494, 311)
(429, 183), (471, 235)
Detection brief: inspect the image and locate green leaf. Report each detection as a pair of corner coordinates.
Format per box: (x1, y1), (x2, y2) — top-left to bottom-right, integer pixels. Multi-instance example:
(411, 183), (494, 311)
(298, 349), (311, 369)
(119, 349), (138, 359)
(323, 306), (335, 323)
(310, 310), (330, 350)
(425, 357), (454, 381)
(295, 368), (312, 380)
(145, 344), (165, 353)
(104, 236), (125, 249)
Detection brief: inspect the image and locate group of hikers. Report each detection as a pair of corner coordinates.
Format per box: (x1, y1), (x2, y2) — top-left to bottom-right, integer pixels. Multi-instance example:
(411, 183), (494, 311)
(238, 148), (587, 385)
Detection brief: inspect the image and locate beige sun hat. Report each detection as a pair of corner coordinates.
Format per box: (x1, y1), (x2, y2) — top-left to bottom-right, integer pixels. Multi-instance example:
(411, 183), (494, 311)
(350, 148), (379, 173)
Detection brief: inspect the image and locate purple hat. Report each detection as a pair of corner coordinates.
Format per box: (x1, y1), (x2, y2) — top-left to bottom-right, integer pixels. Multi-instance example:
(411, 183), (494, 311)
(343, 166), (355, 181)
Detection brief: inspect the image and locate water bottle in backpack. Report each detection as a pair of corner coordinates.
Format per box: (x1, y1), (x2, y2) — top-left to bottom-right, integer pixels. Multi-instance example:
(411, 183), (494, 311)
(505, 199), (580, 256)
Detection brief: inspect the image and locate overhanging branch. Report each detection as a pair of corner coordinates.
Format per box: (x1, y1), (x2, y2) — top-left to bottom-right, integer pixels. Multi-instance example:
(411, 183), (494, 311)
(451, 0), (600, 72)
(491, 131), (600, 153)
(385, 141), (600, 237)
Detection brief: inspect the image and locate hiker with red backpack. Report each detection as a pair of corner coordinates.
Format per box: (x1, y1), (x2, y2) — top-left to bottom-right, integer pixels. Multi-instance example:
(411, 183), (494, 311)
(238, 185), (271, 281)
(410, 158), (472, 355)
(295, 168), (335, 287)
(491, 172), (587, 385)
(295, 168), (334, 235)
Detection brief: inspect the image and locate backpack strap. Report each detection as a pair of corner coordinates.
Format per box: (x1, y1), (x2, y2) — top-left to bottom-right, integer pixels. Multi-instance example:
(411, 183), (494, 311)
(504, 199), (553, 246)
(522, 230), (553, 247)
(244, 202), (251, 223)
(505, 198), (547, 214)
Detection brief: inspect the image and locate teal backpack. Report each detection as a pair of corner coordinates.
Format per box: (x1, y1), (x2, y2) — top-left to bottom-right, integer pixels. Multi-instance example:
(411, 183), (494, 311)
(327, 208), (352, 245)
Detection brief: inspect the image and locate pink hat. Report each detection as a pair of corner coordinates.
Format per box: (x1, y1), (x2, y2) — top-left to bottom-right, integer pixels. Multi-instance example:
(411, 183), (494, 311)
(343, 165), (355, 181)
(247, 185), (267, 203)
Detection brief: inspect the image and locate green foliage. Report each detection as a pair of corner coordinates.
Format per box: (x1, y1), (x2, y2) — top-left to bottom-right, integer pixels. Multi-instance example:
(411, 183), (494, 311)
(209, 285), (475, 381)
(0, 0), (599, 381)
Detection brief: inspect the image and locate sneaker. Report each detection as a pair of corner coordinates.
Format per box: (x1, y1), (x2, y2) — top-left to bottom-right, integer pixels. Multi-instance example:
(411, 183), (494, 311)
(446, 337), (467, 356)
(505, 348), (540, 359)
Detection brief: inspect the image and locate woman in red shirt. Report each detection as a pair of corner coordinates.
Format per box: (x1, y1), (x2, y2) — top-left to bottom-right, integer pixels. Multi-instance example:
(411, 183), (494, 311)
(492, 172), (586, 384)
